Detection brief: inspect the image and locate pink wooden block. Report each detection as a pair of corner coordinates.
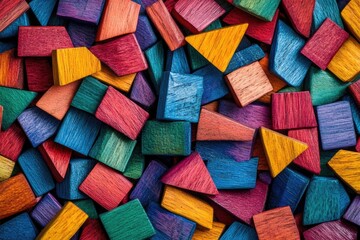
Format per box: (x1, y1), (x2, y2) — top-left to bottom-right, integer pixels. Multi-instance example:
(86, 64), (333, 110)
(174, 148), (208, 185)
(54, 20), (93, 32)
(349, 80), (360, 107)
(303, 220), (358, 240)
(79, 219), (108, 240)
(25, 58), (53, 92)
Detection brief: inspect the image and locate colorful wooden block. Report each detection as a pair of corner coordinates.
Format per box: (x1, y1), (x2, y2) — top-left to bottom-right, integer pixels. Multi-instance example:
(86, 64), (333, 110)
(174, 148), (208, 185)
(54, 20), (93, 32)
(220, 221), (257, 240)
(312, 0), (343, 32)
(0, 213), (38, 240)
(145, 41), (165, 92)
(74, 199), (98, 219)
(67, 21), (96, 48)
(79, 219), (107, 240)
(0, 123), (26, 161)
(123, 145), (145, 179)
(0, 0), (29, 32)
(343, 95), (360, 134)
(0, 155), (14, 181)
(30, 193), (62, 227)
(165, 47), (190, 74)
(0, 12), (29, 39)
(317, 101), (356, 150)
(130, 72), (156, 109)
(29, 0), (56, 26)
(344, 196), (360, 226)
(0, 49), (23, 89)
(25, 58), (53, 92)
(303, 220), (358, 240)
(349, 80), (360, 106)
(192, 222), (225, 240)
(342, 0), (360, 41)
(229, 0), (281, 21)
(0, 41), (16, 54)
(135, 15), (157, 51)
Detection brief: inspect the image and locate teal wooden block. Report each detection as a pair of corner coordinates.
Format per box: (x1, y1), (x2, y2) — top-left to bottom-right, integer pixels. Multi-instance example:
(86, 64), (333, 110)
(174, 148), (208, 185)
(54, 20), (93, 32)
(145, 41), (165, 93)
(30, 0), (57, 26)
(231, 0), (281, 21)
(100, 199), (155, 240)
(319, 150), (336, 177)
(312, 0), (343, 33)
(342, 95), (360, 134)
(142, 121), (191, 156)
(123, 144), (145, 180)
(89, 125), (136, 172)
(220, 221), (257, 240)
(0, 13), (29, 39)
(165, 47), (190, 74)
(71, 77), (108, 114)
(74, 199), (98, 219)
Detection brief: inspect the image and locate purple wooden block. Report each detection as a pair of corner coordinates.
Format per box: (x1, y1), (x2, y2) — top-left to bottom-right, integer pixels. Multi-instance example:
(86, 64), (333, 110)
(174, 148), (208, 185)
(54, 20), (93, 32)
(344, 196), (360, 226)
(141, 0), (158, 7)
(129, 161), (167, 206)
(67, 21), (96, 47)
(57, 0), (105, 25)
(130, 72), (156, 109)
(258, 171), (272, 185)
(135, 15), (157, 50)
(30, 193), (62, 227)
(303, 220), (358, 240)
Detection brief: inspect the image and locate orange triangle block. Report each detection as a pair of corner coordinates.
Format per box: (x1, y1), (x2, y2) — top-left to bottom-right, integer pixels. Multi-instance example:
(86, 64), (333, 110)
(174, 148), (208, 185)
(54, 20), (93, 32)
(185, 24), (248, 72)
(161, 152), (218, 195)
(260, 127), (308, 177)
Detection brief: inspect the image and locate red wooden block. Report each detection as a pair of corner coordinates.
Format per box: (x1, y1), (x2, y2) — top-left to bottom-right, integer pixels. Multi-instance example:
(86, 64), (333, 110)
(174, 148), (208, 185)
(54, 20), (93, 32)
(80, 219), (108, 240)
(348, 80), (360, 107)
(223, 8), (279, 45)
(288, 128), (321, 174)
(95, 86), (149, 140)
(0, 49), (24, 89)
(164, 0), (179, 12)
(161, 151), (218, 195)
(210, 202), (238, 225)
(282, 0), (315, 38)
(18, 26), (73, 57)
(272, 91), (317, 130)
(301, 18), (349, 70)
(172, 0), (225, 33)
(79, 163), (133, 211)
(38, 139), (72, 182)
(356, 137), (360, 152)
(0, 105), (2, 130)
(294, 213), (306, 237)
(0, 0), (29, 32)
(0, 123), (26, 161)
(90, 34), (147, 76)
(25, 58), (53, 92)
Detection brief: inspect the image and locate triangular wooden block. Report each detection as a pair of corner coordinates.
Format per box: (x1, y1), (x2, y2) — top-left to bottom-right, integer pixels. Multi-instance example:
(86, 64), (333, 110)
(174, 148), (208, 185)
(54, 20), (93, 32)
(185, 24), (248, 72)
(161, 151), (218, 195)
(260, 127), (308, 177)
(52, 47), (101, 86)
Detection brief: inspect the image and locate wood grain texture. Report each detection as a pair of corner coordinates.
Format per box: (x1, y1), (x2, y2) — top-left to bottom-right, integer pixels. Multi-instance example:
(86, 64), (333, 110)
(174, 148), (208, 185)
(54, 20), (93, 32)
(303, 220), (358, 240)
(0, 212), (38, 240)
(0, 49), (23, 89)
(312, 0), (343, 32)
(74, 199), (98, 219)
(67, 21), (96, 48)
(229, 0), (281, 21)
(29, 0), (56, 26)
(0, 123), (26, 161)
(341, 0), (360, 41)
(349, 80), (360, 106)
(135, 15), (157, 51)
(30, 193), (62, 227)
(0, 12), (29, 39)
(343, 95), (360, 134)
(0, 155), (14, 181)
(144, 41), (165, 92)
(123, 144), (145, 179)
(79, 219), (107, 240)
(165, 47), (190, 74)
(192, 221), (225, 240)
(253, 135), (269, 170)
(343, 196), (360, 226)
(0, 0), (29, 32)
(130, 72), (156, 109)
(220, 221), (257, 240)
(25, 58), (53, 92)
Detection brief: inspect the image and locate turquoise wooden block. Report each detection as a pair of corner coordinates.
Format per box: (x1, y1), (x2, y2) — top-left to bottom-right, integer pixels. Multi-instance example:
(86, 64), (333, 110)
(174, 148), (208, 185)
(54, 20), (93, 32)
(342, 95), (360, 134)
(320, 150), (337, 177)
(145, 41), (165, 93)
(30, 0), (57, 26)
(312, 0), (343, 33)
(0, 213), (38, 240)
(231, 0), (281, 21)
(123, 144), (145, 180)
(74, 199), (98, 219)
(100, 199), (155, 240)
(0, 13), (29, 39)
(18, 148), (55, 197)
(157, 72), (203, 122)
(165, 47), (190, 74)
(220, 221), (258, 240)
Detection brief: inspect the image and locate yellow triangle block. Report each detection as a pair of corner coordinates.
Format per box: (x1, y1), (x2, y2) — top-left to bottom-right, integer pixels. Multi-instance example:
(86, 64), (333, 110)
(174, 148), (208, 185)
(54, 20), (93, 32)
(52, 47), (101, 86)
(260, 127), (308, 177)
(185, 24), (248, 72)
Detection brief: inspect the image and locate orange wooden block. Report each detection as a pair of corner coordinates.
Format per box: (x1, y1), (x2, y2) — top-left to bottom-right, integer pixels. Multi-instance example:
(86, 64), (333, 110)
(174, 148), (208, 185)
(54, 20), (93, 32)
(196, 108), (255, 141)
(0, 174), (36, 220)
(0, 49), (24, 89)
(0, 0), (29, 32)
(36, 81), (81, 120)
(225, 61), (273, 107)
(202, 101), (219, 112)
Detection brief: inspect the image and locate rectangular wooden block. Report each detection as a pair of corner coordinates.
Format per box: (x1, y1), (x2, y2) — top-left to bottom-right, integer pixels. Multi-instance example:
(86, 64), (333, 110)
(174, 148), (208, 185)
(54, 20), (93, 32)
(0, 49), (23, 89)
(0, 155), (15, 181)
(342, 0), (360, 41)
(30, 193), (62, 227)
(25, 58), (53, 92)
(0, 123), (26, 161)
(0, 0), (29, 32)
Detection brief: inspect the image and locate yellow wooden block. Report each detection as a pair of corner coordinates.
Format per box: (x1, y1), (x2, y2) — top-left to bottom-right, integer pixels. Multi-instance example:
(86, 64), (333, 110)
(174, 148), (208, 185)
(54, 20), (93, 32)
(0, 155), (15, 182)
(328, 150), (360, 194)
(92, 64), (135, 92)
(185, 24), (248, 72)
(52, 47), (101, 86)
(192, 222), (225, 240)
(36, 201), (88, 240)
(327, 36), (360, 82)
(161, 185), (213, 229)
(260, 127), (308, 177)
(341, 0), (360, 42)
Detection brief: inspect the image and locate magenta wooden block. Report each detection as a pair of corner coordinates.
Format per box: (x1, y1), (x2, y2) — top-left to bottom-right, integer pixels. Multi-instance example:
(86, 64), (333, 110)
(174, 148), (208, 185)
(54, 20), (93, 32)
(67, 21), (96, 47)
(344, 196), (360, 226)
(130, 72), (156, 109)
(303, 220), (358, 240)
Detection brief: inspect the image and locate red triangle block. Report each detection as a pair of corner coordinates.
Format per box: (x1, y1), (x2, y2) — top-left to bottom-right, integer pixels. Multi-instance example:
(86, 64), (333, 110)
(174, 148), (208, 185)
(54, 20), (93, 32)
(161, 152), (218, 195)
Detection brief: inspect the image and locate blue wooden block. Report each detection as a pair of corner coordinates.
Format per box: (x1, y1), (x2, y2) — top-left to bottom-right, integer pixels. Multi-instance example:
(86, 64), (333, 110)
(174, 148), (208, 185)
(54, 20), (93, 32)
(0, 41), (16, 53)
(135, 15), (157, 51)
(220, 221), (258, 240)
(54, 107), (102, 155)
(157, 72), (203, 122)
(30, 193), (62, 227)
(270, 20), (311, 87)
(18, 148), (55, 197)
(0, 13), (29, 39)
(342, 95), (360, 134)
(147, 202), (196, 240)
(165, 47), (190, 74)
(207, 157), (258, 189)
(17, 107), (60, 148)
(132, 0), (146, 13)
(145, 41), (165, 93)
(130, 72), (156, 109)
(67, 21), (96, 47)
(56, 158), (96, 200)
(193, 65), (229, 105)
(268, 168), (310, 212)
(312, 0), (343, 33)
(30, 0), (57, 26)
(130, 161), (167, 206)
(316, 101), (356, 150)
(0, 213), (38, 240)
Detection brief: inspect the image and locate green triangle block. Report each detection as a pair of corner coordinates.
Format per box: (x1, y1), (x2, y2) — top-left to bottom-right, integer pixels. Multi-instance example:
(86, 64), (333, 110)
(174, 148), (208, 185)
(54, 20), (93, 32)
(0, 87), (37, 130)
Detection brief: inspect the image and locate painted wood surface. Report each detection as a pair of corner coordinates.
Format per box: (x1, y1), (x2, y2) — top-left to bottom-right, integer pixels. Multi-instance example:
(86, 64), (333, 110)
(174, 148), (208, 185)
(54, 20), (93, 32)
(341, 0), (360, 41)
(220, 221), (257, 240)
(30, 0), (57, 26)
(30, 193), (62, 227)
(0, 155), (15, 181)
(25, 58), (53, 92)
(0, 49), (23, 89)
(0, 123), (26, 161)
(303, 220), (358, 240)
(68, 21), (96, 48)
(343, 196), (360, 226)
(135, 15), (157, 50)
(0, 0), (29, 32)
(0, 213), (38, 240)
(192, 222), (225, 240)
(130, 72), (156, 109)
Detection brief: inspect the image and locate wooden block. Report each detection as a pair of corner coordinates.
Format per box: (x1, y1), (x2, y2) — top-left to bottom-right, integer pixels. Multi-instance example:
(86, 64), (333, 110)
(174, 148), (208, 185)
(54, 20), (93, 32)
(157, 72), (203, 122)
(52, 47), (101, 86)
(0, 49), (23, 89)
(147, 202), (196, 239)
(338, 180), (351, 215)
(316, 101), (356, 150)
(197, 108), (255, 141)
(135, 15), (157, 51)
(192, 222), (225, 240)
(130, 161), (167, 206)
(0, 12), (29, 39)
(30, 0), (57, 26)
(146, 0), (185, 51)
(303, 220), (358, 240)
(253, 135), (269, 170)
(186, 24), (248, 72)
(0, 174), (36, 220)
(161, 151), (218, 194)
(260, 127), (308, 177)
(301, 18), (349, 70)
(36, 201), (88, 240)
(164, 0), (178, 11)
(79, 219), (107, 240)
(253, 206), (300, 240)
(18, 26), (73, 57)
(161, 185), (213, 229)
(91, 34), (147, 76)
(320, 150), (337, 176)
(312, 0), (343, 32)
(0, 105), (2, 130)
(207, 157), (258, 189)
(0, 123), (26, 161)
(220, 221), (257, 240)
(0, 155), (14, 181)
(342, 0), (360, 41)
(0, 86), (37, 130)
(327, 36), (360, 82)
(144, 41), (165, 92)
(343, 95), (360, 134)
(209, 180), (268, 224)
(349, 80), (360, 106)
(30, 193), (62, 227)
(25, 58), (53, 92)
(202, 101), (219, 112)
(123, 144), (145, 179)
(0, 0), (29, 32)
(228, 0), (280, 21)
(67, 21), (96, 48)
(0, 213), (38, 240)
(130, 72), (156, 109)
(0, 41), (16, 54)
(258, 171), (272, 185)
(74, 199), (98, 219)
(165, 47), (190, 74)
(344, 196), (360, 226)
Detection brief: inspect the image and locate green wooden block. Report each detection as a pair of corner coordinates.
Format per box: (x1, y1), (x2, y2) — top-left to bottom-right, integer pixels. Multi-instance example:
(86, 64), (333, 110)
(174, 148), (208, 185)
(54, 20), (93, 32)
(100, 199), (155, 240)
(74, 199), (98, 219)
(278, 84), (303, 93)
(142, 121), (191, 156)
(145, 41), (165, 93)
(89, 125), (136, 172)
(0, 87), (37, 130)
(232, 0), (281, 21)
(71, 77), (108, 114)
(123, 144), (145, 179)
(320, 150), (336, 177)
